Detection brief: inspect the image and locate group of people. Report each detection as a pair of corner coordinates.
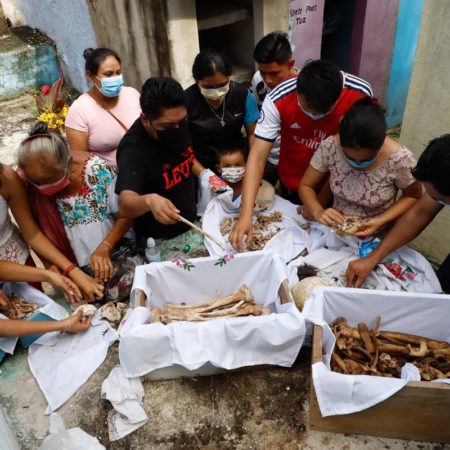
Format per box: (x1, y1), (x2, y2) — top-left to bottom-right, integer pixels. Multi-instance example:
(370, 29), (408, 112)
(1, 31), (449, 340)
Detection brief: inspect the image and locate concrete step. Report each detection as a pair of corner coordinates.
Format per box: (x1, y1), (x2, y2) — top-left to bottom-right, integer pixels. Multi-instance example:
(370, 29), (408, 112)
(0, 26), (59, 99)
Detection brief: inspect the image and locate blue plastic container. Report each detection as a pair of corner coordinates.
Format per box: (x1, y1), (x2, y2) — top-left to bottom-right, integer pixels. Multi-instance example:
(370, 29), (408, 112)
(19, 310), (55, 348)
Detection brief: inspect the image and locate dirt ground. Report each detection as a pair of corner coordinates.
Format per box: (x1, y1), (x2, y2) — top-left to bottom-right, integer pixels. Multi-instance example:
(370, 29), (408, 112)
(0, 94), (449, 449)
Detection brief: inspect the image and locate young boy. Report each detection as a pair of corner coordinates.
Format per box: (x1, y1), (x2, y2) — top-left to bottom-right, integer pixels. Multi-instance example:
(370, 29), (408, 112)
(250, 31), (298, 184)
(211, 140), (274, 214)
(215, 141), (247, 201)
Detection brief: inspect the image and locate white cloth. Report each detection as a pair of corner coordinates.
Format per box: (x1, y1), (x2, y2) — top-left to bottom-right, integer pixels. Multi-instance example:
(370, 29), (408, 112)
(202, 194), (313, 263)
(302, 286), (450, 417)
(119, 251), (305, 377)
(55, 155), (132, 267)
(101, 366), (148, 441)
(196, 168), (224, 217)
(287, 227), (442, 293)
(28, 314), (117, 413)
(0, 282), (67, 355)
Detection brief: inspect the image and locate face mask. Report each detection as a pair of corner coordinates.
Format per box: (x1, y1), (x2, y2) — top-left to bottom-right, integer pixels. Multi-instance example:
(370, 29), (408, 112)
(156, 120), (192, 154)
(298, 99), (329, 120)
(345, 154), (378, 169)
(95, 74), (123, 97)
(437, 199), (450, 207)
(199, 83), (230, 101)
(32, 173), (70, 196)
(221, 166), (245, 184)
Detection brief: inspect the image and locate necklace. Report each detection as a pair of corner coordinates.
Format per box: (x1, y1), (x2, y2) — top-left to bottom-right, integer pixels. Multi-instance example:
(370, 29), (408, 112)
(207, 97), (226, 127)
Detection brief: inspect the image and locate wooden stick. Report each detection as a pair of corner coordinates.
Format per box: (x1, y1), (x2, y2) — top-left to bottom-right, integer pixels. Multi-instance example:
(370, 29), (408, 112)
(178, 215), (226, 251)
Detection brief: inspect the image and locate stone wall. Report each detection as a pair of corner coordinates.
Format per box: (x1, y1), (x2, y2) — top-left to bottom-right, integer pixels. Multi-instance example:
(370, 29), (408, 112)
(88, 0), (171, 90)
(399, 0), (450, 264)
(1, 0), (97, 92)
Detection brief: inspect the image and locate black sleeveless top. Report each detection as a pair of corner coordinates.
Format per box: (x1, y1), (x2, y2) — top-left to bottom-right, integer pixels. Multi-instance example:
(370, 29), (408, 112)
(185, 81), (247, 170)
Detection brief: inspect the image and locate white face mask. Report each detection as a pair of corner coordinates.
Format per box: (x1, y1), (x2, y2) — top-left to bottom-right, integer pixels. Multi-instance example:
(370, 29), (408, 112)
(221, 166), (245, 184)
(200, 83), (230, 101)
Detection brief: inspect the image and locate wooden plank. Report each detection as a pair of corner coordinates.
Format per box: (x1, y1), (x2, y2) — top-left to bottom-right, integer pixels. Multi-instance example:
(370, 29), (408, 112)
(310, 382), (450, 443)
(278, 279), (293, 305)
(311, 325), (323, 364)
(134, 289), (147, 308)
(310, 325), (450, 443)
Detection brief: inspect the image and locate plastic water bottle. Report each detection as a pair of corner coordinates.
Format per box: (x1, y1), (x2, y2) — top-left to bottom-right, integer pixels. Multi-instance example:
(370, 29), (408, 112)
(145, 237), (161, 263)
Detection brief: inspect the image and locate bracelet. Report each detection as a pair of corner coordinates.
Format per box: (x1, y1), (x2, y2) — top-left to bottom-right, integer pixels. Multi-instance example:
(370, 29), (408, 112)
(101, 240), (112, 250)
(63, 263), (77, 276)
(63, 318), (69, 333)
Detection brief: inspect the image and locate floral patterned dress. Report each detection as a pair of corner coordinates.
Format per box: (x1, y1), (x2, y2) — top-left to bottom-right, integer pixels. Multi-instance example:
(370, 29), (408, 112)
(0, 195), (29, 264)
(310, 136), (417, 219)
(55, 154), (121, 267)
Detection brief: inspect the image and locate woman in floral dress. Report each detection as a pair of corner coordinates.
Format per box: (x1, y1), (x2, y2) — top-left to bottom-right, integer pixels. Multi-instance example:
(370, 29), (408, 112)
(17, 123), (133, 284)
(299, 98), (423, 236)
(0, 159), (103, 302)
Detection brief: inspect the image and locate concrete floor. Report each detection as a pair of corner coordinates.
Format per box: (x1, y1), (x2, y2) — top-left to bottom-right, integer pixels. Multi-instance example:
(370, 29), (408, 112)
(2, 345), (449, 450)
(1, 96), (449, 450)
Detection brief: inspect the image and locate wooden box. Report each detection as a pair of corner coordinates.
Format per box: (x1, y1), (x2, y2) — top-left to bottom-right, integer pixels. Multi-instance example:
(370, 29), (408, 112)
(309, 325), (450, 443)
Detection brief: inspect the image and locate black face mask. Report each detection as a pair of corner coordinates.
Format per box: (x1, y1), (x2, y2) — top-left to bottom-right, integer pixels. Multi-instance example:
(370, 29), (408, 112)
(157, 121), (192, 154)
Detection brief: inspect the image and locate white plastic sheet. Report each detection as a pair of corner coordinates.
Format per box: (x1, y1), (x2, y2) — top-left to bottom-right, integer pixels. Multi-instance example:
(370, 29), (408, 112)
(119, 251), (305, 378)
(302, 286), (450, 416)
(0, 282), (67, 355)
(202, 194), (314, 263)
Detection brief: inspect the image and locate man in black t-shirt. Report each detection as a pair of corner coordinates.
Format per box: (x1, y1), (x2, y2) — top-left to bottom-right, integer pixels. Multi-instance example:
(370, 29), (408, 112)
(116, 77), (204, 241)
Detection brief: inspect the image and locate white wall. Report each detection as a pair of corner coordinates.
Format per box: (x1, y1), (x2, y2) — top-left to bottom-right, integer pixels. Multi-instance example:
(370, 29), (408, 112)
(1, 0), (96, 92)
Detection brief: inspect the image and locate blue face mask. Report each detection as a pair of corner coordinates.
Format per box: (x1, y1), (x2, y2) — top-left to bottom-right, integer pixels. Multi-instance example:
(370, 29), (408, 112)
(436, 199), (450, 207)
(298, 102), (328, 120)
(345, 154), (378, 169)
(95, 74), (123, 97)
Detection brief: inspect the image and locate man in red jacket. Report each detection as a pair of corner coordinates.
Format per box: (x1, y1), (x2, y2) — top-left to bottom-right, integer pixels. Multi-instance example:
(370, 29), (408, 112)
(230, 59), (373, 249)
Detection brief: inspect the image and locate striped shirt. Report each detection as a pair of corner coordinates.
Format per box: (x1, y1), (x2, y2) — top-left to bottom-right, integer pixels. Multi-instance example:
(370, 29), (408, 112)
(255, 71), (373, 190)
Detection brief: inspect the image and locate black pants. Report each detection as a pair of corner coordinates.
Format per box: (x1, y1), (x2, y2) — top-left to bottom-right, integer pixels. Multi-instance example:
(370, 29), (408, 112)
(262, 160), (279, 186)
(279, 182), (302, 205)
(437, 253), (450, 293)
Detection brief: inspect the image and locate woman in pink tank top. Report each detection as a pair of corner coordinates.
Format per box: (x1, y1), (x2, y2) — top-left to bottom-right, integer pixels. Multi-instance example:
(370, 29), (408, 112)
(65, 47), (141, 168)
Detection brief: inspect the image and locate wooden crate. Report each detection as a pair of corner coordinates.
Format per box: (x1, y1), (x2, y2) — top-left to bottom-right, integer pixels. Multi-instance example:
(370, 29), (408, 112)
(309, 325), (450, 443)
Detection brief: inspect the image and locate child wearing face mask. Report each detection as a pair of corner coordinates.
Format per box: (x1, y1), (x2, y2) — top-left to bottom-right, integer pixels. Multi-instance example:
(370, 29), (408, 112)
(215, 143), (247, 201)
(196, 141), (248, 216)
(199, 140), (277, 215)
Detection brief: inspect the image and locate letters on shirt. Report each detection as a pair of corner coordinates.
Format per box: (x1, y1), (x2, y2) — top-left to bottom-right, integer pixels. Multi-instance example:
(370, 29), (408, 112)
(162, 147), (195, 190)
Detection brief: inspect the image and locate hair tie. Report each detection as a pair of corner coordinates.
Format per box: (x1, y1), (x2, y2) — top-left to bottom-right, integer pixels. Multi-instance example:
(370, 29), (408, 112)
(370, 97), (381, 108)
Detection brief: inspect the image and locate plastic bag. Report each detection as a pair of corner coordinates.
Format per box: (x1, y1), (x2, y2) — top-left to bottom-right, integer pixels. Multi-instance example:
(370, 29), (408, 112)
(83, 240), (145, 302)
(39, 413), (105, 450)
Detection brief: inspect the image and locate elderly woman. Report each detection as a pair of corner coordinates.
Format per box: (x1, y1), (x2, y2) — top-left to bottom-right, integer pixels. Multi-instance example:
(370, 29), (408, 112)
(18, 122), (133, 285)
(299, 98), (423, 236)
(65, 47), (141, 168)
(185, 49), (259, 171)
(0, 159), (102, 301)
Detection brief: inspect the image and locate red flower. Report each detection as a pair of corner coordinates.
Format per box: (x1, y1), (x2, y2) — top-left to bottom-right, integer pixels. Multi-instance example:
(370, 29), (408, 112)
(40, 85), (51, 95)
